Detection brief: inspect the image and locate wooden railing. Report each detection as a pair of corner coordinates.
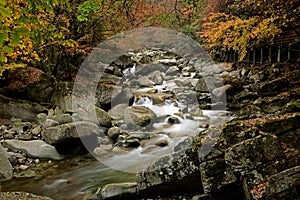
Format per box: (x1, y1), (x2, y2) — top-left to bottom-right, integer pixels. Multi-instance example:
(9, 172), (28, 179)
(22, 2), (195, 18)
(214, 31), (300, 65)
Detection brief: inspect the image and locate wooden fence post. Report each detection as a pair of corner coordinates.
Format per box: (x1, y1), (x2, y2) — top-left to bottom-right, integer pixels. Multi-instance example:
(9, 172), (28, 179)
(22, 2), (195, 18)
(268, 47), (272, 63)
(253, 49), (256, 65)
(288, 45), (291, 61)
(277, 46), (281, 63)
(260, 48), (263, 65)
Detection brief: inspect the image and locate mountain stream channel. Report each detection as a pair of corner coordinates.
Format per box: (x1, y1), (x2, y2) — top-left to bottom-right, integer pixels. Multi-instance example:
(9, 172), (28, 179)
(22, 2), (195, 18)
(2, 48), (234, 199)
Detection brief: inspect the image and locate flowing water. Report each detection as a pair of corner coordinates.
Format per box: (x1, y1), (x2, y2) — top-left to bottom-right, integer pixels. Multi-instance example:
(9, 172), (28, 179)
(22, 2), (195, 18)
(1, 48), (235, 199)
(2, 154), (136, 200)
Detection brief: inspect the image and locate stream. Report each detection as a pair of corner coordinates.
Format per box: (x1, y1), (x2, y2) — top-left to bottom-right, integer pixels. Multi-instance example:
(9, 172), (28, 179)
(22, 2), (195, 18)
(2, 36), (234, 199)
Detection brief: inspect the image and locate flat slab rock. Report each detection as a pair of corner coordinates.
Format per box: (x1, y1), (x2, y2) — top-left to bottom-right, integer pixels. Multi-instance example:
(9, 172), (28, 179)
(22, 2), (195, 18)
(266, 165), (300, 199)
(41, 121), (101, 144)
(0, 144), (13, 181)
(3, 139), (63, 160)
(93, 182), (138, 200)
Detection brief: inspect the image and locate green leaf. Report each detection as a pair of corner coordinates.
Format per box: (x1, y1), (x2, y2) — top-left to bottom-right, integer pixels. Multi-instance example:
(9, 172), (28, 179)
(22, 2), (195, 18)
(0, 5), (11, 19)
(77, 15), (88, 21)
(11, 31), (20, 45)
(0, 55), (7, 63)
(17, 27), (29, 35)
(2, 46), (13, 54)
(0, 33), (8, 45)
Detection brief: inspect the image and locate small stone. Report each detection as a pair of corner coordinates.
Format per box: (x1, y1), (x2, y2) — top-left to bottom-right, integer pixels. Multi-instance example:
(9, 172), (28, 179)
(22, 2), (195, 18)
(120, 124), (128, 130)
(107, 127), (120, 141)
(19, 165), (29, 170)
(18, 158), (26, 164)
(3, 131), (15, 139)
(34, 159), (40, 164)
(17, 133), (33, 140)
(31, 126), (42, 136)
(94, 145), (112, 155)
(166, 66), (179, 76)
(37, 113), (47, 125)
(0, 125), (7, 131)
(11, 122), (32, 132)
(125, 138), (141, 148)
(167, 116), (181, 124)
(155, 139), (169, 147)
(44, 119), (59, 128)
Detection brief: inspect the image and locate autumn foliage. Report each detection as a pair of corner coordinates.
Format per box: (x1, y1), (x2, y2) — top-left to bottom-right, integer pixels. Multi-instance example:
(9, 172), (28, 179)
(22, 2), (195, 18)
(200, 0), (300, 60)
(1, 0), (299, 78)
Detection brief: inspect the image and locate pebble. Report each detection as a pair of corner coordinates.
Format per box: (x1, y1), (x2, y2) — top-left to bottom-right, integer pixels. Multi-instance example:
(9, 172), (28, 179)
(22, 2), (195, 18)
(19, 165), (29, 170)
(31, 126), (42, 136)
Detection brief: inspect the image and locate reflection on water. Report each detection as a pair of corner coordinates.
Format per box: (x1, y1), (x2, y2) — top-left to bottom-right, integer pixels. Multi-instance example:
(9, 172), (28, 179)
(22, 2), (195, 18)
(2, 154), (135, 200)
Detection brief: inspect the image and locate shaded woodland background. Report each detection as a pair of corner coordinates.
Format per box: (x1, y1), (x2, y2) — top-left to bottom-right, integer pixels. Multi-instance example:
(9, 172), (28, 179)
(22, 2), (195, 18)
(0, 0), (299, 81)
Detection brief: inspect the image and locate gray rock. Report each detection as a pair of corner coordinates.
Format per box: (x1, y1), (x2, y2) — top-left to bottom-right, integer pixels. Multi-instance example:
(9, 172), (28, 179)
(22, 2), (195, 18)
(37, 113), (47, 125)
(194, 77), (218, 93)
(112, 55), (134, 70)
(174, 137), (194, 152)
(0, 144), (13, 181)
(200, 160), (237, 194)
(11, 122), (32, 132)
(137, 148), (201, 194)
(76, 106), (112, 127)
(50, 82), (74, 113)
(95, 107), (112, 127)
(107, 127), (120, 141)
(192, 194), (212, 200)
(154, 139), (168, 147)
(47, 114), (74, 125)
(96, 82), (122, 106)
(212, 84), (234, 102)
(136, 76), (155, 87)
(124, 106), (157, 129)
(96, 183), (138, 200)
(225, 134), (284, 175)
(42, 121), (101, 144)
(149, 70), (164, 85)
(266, 166), (300, 200)
(157, 58), (178, 66)
(166, 66), (179, 76)
(0, 94), (47, 121)
(93, 145), (112, 155)
(108, 104), (128, 120)
(44, 119), (59, 128)
(31, 125), (42, 136)
(135, 63), (166, 75)
(3, 139), (63, 160)
(127, 132), (151, 140)
(124, 138), (141, 148)
(194, 78), (209, 92)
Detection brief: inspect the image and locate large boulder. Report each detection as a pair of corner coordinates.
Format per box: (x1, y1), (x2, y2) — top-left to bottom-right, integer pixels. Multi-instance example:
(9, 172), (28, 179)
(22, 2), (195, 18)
(41, 121), (101, 144)
(136, 148), (201, 195)
(50, 82), (74, 113)
(0, 94), (47, 121)
(224, 134), (284, 175)
(0, 144), (13, 181)
(135, 63), (166, 75)
(108, 104), (128, 120)
(76, 106), (112, 127)
(96, 82), (122, 106)
(123, 106), (157, 129)
(3, 139), (63, 160)
(265, 166), (300, 199)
